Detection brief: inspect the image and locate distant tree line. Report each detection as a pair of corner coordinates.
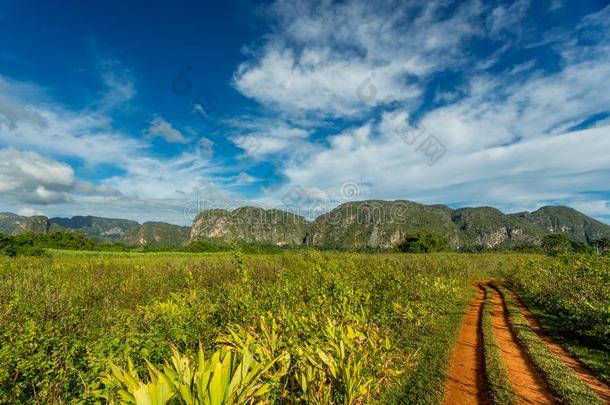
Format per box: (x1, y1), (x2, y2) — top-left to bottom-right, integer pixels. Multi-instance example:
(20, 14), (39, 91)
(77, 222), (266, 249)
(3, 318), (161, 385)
(2, 230), (609, 257)
(0, 232), (288, 256)
(395, 230), (610, 256)
(0, 232), (129, 256)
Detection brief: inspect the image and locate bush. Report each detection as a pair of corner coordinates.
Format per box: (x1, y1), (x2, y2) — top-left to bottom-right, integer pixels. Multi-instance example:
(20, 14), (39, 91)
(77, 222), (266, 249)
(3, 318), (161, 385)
(541, 234), (572, 256)
(398, 230), (447, 253)
(0, 234), (45, 256)
(541, 233), (595, 256)
(593, 237), (610, 254)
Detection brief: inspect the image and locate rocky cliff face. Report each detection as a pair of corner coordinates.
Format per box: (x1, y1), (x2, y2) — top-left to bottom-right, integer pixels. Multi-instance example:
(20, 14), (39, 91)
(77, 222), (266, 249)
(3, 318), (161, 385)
(190, 207), (310, 246)
(0, 213), (49, 234)
(307, 203), (547, 250)
(1, 213), (190, 247)
(451, 207), (541, 249)
(509, 206), (609, 244)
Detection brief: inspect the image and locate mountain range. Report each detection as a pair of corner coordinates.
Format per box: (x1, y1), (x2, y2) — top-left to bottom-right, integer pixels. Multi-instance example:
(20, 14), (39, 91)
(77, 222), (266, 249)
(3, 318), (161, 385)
(1, 200), (609, 250)
(0, 213), (190, 247)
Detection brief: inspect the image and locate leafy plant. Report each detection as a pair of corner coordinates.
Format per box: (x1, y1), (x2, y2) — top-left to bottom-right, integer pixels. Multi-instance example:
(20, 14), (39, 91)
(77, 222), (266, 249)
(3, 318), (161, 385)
(103, 346), (280, 404)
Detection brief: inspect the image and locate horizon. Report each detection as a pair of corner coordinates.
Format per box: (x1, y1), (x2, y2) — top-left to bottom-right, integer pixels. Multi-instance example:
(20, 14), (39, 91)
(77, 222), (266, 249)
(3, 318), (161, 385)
(1, 0), (610, 226)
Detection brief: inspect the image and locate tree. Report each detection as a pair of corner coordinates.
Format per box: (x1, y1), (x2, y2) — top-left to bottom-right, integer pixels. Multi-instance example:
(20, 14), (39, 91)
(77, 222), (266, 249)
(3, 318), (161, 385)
(398, 230), (447, 253)
(0, 234), (17, 257)
(570, 240), (593, 254)
(593, 236), (610, 254)
(541, 234), (573, 256)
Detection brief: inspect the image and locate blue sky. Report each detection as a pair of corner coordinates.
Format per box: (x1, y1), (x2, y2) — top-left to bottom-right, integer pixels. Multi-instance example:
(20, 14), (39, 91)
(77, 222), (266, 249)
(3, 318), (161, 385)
(1, 0), (610, 225)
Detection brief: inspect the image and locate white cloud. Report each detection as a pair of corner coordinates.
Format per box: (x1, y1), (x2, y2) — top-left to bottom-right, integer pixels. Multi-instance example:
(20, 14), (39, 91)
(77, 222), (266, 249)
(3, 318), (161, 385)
(230, 119), (310, 158)
(0, 148), (74, 193)
(95, 59), (136, 110)
(146, 116), (188, 144)
(0, 74), (231, 222)
(487, 0), (530, 39)
(19, 185), (71, 205)
(236, 172), (257, 185)
(198, 137), (214, 159)
(234, 1), (610, 221)
(0, 77), (146, 166)
(234, 0), (485, 118)
(0, 148), (122, 206)
(3, 2), (610, 226)
(265, 123), (610, 216)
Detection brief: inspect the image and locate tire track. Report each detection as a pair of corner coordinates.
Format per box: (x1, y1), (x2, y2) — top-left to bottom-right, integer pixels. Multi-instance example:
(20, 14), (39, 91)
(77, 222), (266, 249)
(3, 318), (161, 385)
(443, 287), (490, 405)
(490, 287), (556, 404)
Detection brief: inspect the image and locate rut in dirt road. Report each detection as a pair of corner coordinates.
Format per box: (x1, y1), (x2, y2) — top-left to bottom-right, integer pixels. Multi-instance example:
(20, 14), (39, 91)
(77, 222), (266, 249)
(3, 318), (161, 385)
(443, 287), (490, 405)
(489, 287), (556, 404)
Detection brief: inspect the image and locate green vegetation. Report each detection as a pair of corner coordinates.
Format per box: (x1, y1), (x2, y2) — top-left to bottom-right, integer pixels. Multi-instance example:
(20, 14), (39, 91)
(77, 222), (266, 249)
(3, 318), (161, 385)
(481, 286), (518, 405)
(496, 285), (604, 404)
(0, 231), (132, 256)
(2, 248), (609, 403)
(541, 234), (594, 256)
(182, 238), (286, 254)
(593, 236), (610, 254)
(0, 232), (292, 257)
(504, 254), (610, 381)
(4, 200), (610, 252)
(397, 230), (448, 253)
(384, 287), (469, 405)
(0, 251), (504, 403)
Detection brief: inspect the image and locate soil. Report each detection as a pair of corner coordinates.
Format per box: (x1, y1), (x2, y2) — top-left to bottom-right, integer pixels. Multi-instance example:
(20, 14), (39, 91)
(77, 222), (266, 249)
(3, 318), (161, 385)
(489, 287), (556, 404)
(443, 287), (490, 405)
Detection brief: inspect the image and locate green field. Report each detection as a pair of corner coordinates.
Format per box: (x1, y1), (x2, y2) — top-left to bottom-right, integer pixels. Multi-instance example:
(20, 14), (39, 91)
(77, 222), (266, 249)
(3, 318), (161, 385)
(0, 251), (608, 404)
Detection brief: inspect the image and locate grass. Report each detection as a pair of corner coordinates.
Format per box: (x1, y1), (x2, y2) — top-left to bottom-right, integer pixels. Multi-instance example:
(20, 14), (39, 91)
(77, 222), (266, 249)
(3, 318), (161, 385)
(481, 286), (518, 405)
(503, 253), (610, 385)
(519, 298), (610, 385)
(496, 284), (604, 405)
(383, 288), (473, 404)
(45, 248), (230, 257)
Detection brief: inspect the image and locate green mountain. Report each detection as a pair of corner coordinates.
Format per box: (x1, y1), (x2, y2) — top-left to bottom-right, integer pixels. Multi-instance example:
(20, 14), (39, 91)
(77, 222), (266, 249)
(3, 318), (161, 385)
(0, 213), (49, 234)
(2, 200), (609, 250)
(451, 207), (543, 249)
(509, 206), (610, 244)
(49, 216), (141, 242)
(191, 207), (309, 246)
(0, 213), (190, 247)
(308, 200), (459, 249)
(123, 222), (190, 247)
(190, 201), (610, 250)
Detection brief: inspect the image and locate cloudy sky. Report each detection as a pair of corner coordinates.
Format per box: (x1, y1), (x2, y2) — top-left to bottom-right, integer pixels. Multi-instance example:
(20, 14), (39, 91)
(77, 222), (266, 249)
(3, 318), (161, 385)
(1, 0), (609, 225)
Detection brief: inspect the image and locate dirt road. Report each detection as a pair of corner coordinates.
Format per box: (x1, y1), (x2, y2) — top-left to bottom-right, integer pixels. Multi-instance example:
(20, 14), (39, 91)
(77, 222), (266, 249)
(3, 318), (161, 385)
(442, 284), (610, 404)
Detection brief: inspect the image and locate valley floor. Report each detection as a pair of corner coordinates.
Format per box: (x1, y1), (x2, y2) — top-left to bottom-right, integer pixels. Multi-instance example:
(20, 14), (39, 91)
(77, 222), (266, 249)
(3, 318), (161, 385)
(0, 251), (608, 404)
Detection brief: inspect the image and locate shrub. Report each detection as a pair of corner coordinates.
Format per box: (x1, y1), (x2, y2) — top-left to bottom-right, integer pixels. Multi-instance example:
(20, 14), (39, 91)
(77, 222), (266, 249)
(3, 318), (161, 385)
(398, 230), (447, 253)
